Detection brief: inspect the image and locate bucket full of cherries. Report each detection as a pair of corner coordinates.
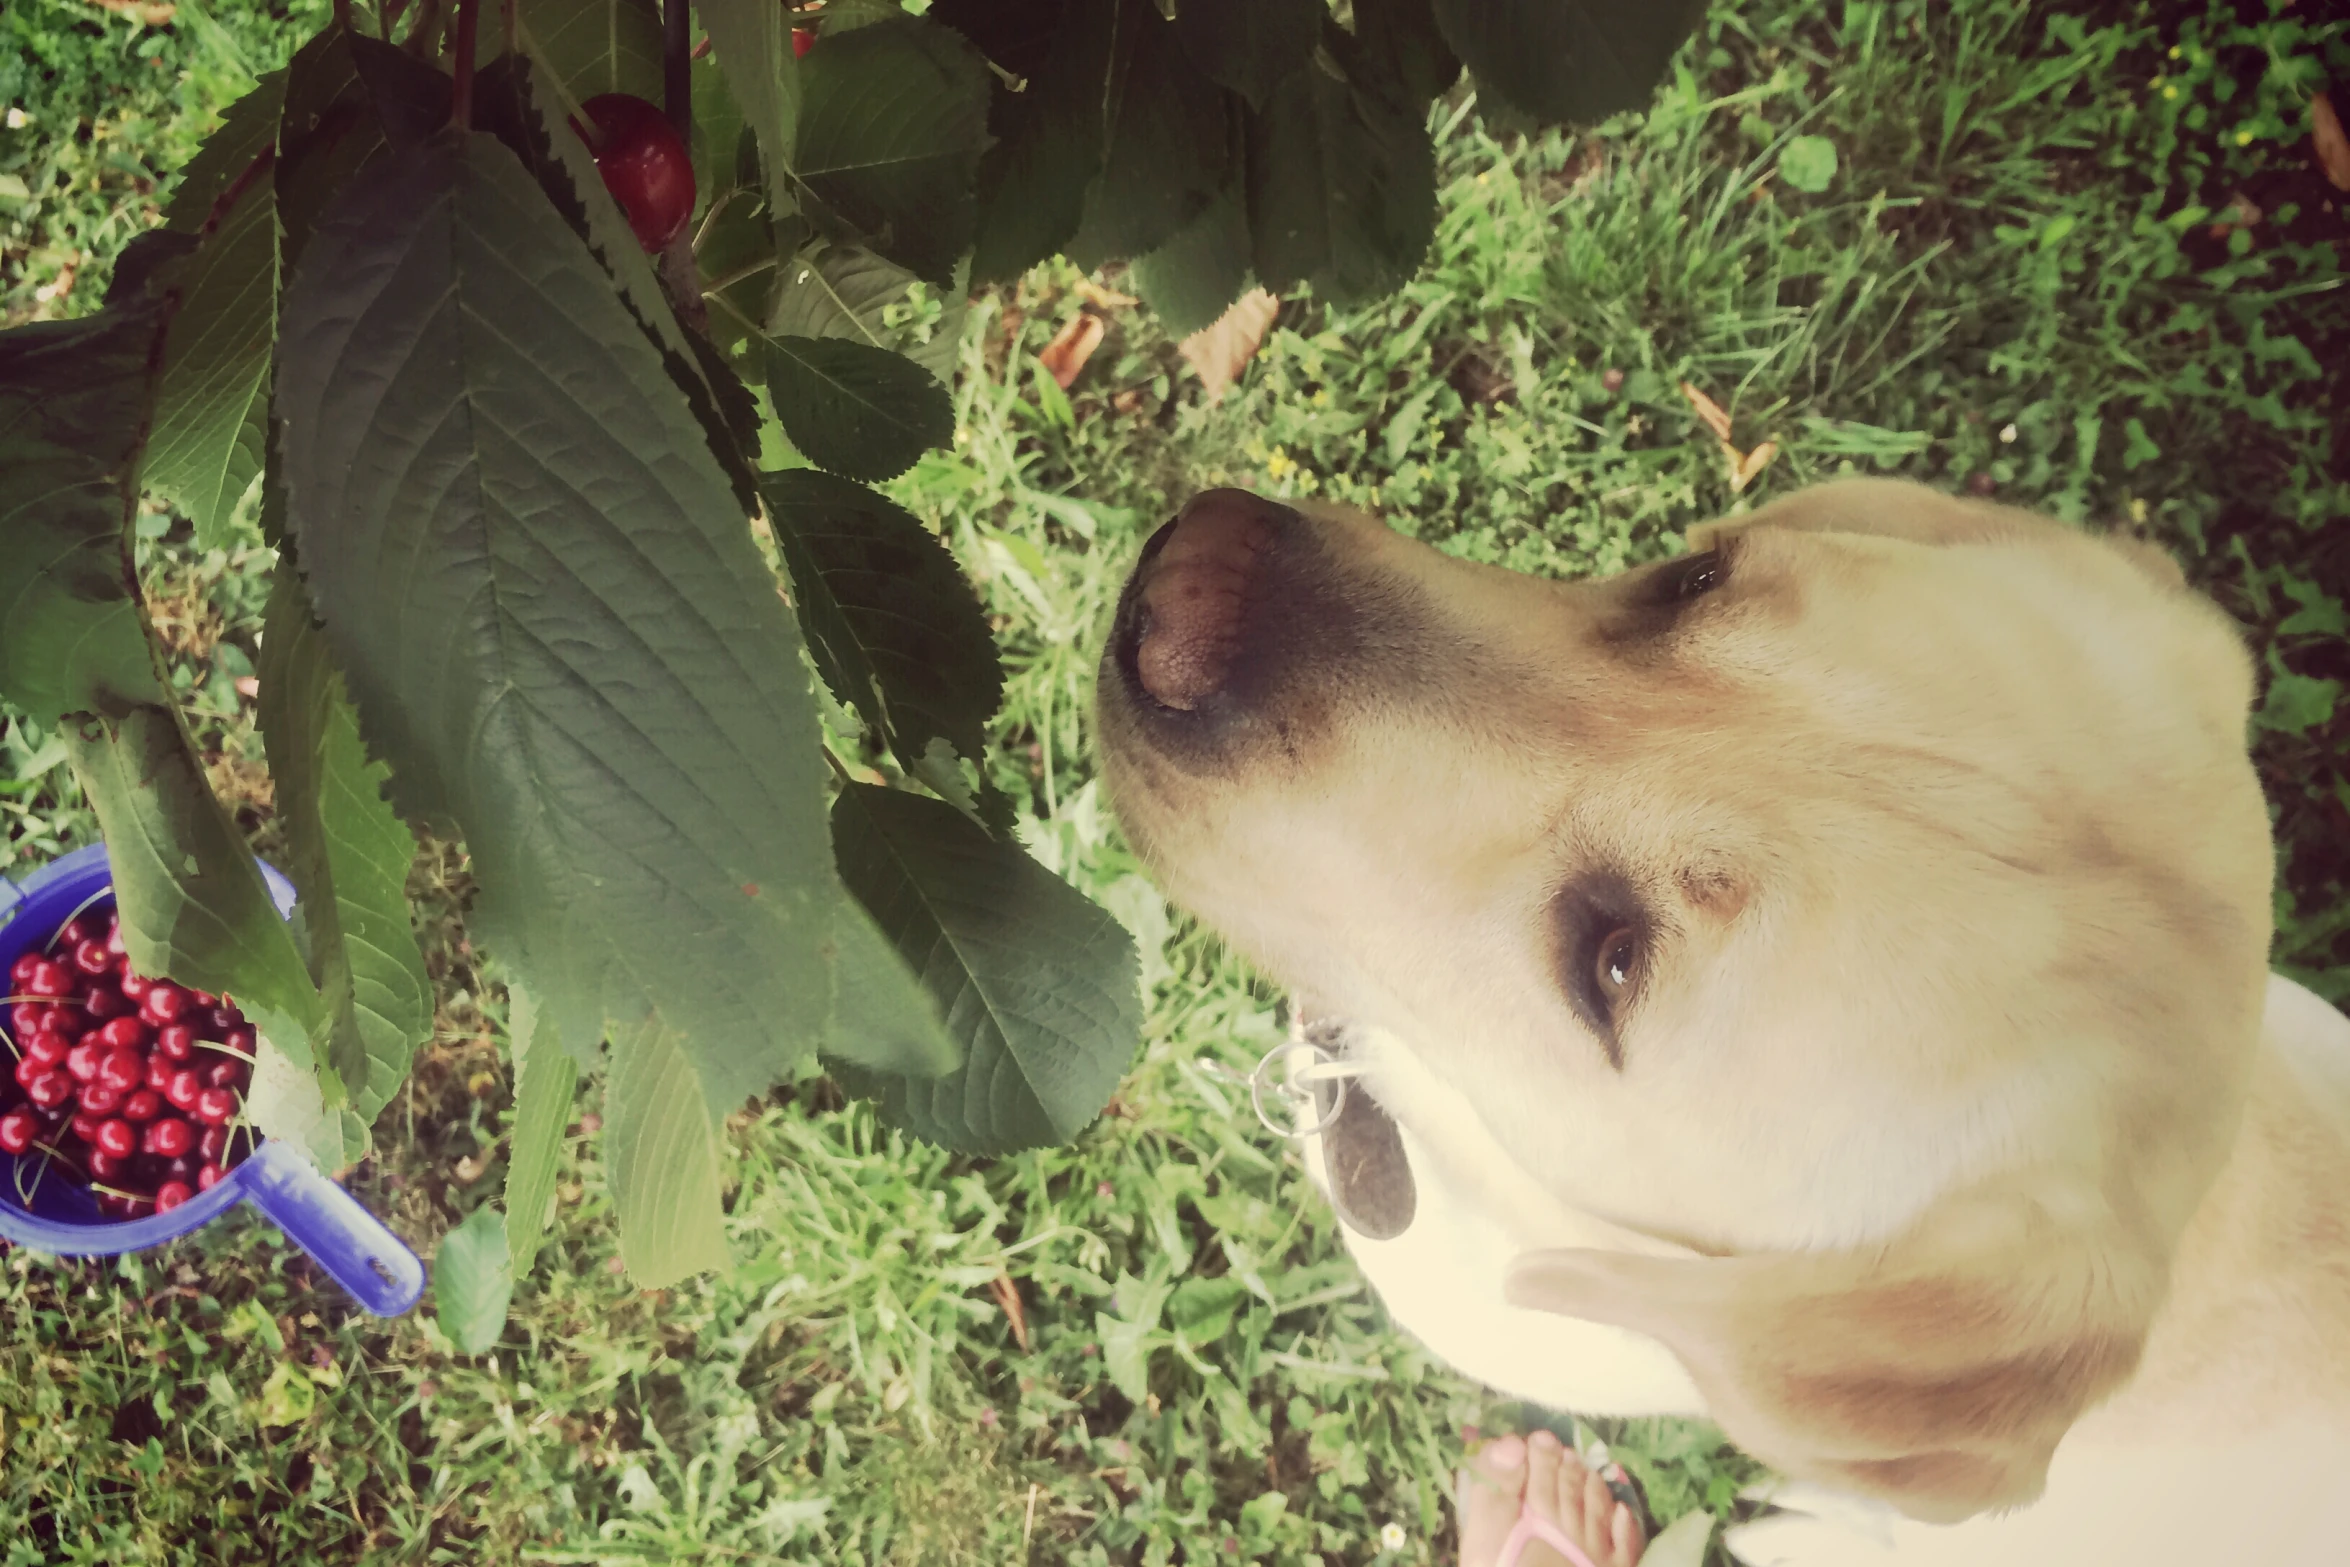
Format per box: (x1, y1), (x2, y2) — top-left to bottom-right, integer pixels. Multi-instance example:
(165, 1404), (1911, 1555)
(1, 844), (425, 1316)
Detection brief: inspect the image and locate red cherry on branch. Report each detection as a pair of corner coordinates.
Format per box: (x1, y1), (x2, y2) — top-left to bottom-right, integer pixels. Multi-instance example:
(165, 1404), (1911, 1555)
(793, 26), (815, 57)
(571, 93), (695, 252)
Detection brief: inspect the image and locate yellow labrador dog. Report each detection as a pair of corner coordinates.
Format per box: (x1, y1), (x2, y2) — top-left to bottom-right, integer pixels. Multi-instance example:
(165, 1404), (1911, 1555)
(1095, 479), (2350, 1566)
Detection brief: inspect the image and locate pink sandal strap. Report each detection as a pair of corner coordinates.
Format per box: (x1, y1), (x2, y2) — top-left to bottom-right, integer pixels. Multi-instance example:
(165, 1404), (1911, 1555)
(1496, 1504), (1602, 1567)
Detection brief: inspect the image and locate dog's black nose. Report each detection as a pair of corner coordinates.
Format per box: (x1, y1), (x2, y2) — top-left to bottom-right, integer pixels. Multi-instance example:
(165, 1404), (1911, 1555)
(1121, 489), (1287, 711)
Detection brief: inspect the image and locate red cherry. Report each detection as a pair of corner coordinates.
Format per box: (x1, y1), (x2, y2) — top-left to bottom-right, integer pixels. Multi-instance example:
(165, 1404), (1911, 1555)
(9, 1002), (46, 1036)
(122, 1088), (164, 1122)
(26, 1029), (71, 1067)
(155, 1023), (197, 1061)
(14, 1055), (48, 1088)
(70, 939), (114, 977)
(189, 989), (217, 1009)
(143, 1117), (194, 1158)
(572, 94), (696, 251)
(65, 1040), (104, 1082)
(208, 1003), (244, 1034)
(155, 1179), (194, 1212)
(0, 1109), (35, 1154)
(25, 1070), (72, 1110)
(165, 1069), (203, 1111)
(145, 1054), (176, 1092)
(96, 1016), (150, 1052)
(81, 984), (128, 1020)
(69, 1111), (104, 1145)
(89, 1151), (127, 1183)
(9, 952), (42, 989)
(95, 1117), (138, 1159)
(196, 1161), (223, 1191)
(45, 1004), (87, 1041)
(118, 970), (152, 1002)
(140, 983), (189, 1026)
(196, 1124), (228, 1164)
(80, 1081), (125, 1115)
(222, 1026), (256, 1057)
(23, 958), (73, 998)
(203, 1057), (247, 1090)
(97, 1048), (146, 1095)
(792, 25), (815, 57)
(57, 916), (97, 948)
(104, 922), (128, 956)
(194, 1086), (239, 1125)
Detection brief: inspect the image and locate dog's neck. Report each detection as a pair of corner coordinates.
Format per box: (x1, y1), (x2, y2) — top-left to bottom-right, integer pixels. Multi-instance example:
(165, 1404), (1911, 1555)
(2082, 976), (2350, 1441)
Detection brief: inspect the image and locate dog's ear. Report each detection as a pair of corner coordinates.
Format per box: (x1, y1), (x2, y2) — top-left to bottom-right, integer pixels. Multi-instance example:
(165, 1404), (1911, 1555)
(1504, 1179), (2168, 1524)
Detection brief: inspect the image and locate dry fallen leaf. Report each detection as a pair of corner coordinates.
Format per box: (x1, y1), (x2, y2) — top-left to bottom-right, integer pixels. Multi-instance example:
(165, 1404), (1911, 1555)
(2313, 91), (2350, 193)
(1075, 278), (1140, 311)
(1179, 287), (1280, 404)
(1037, 312), (1105, 389)
(989, 1274), (1030, 1352)
(1678, 381), (1734, 441)
(85, 0), (177, 22)
(1726, 438), (1779, 494)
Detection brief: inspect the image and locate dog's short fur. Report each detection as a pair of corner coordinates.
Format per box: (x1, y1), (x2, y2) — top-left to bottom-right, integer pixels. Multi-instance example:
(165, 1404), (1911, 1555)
(1096, 480), (2350, 1564)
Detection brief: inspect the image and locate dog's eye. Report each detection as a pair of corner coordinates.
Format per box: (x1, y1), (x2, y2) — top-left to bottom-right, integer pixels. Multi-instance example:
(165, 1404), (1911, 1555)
(1593, 927), (1640, 1006)
(1661, 548), (1727, 602)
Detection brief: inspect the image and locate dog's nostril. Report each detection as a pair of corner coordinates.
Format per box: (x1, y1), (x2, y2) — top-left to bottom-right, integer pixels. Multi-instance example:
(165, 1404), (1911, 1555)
(1130, 490), (1281, 711)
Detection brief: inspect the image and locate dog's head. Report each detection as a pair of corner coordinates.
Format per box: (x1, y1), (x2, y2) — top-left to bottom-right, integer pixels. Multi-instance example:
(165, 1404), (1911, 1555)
(1096, 479), (2274, 1520)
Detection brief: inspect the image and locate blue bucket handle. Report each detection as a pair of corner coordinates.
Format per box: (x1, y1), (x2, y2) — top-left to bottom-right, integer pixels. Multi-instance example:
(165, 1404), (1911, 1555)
(238, 1140), (426, 1316)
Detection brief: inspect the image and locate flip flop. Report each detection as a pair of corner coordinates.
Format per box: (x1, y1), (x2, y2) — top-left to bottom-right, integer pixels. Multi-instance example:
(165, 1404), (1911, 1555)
(1497, 1504), (1603, 1567)
(1493, 1454), (1651, 1567)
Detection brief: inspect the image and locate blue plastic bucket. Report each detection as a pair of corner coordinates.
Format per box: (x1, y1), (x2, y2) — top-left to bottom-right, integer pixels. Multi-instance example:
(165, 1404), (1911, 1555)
(0, 844), (425, 1316)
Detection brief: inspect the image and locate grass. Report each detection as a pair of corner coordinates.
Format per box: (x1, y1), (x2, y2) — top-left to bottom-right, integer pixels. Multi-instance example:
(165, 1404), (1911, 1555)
(2, 0), (2345, 1562)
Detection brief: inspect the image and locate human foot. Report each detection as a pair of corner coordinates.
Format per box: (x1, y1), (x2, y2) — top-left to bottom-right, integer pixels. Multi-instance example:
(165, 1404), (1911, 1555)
(1455, 1428), (1645, 1567)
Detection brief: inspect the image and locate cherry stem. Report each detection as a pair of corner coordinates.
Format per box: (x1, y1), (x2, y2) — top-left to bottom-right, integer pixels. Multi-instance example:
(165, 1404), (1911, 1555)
(43, 889), (116, 952)
(663, 0), (691, 147)
(451, 0), (480, 130)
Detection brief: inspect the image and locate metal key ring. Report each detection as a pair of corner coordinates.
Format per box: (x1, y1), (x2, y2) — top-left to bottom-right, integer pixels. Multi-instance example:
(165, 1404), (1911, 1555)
(1247, 1037), (1357, 1140)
